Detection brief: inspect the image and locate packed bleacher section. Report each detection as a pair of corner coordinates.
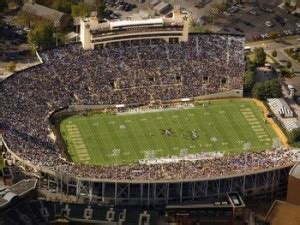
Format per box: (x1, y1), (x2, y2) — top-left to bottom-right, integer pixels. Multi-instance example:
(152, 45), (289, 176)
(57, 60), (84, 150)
(0, 200), (159, 225)
(267, 98), (300, 132)
(0, 33), (295, 181)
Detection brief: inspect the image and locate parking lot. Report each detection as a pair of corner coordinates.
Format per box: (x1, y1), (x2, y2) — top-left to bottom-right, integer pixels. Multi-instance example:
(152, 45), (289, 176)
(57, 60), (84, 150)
(218, 4), (300, 41)
(105, 0), (299, 42)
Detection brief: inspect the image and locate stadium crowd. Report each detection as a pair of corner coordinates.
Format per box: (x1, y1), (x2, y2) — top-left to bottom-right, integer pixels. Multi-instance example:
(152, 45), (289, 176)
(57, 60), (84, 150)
(0, 33), (293, 181)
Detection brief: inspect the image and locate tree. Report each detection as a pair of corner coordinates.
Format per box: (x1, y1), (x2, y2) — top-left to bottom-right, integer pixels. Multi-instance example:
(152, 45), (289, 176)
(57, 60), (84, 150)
(252, 83), (265, 100)
(95, 0), (106, 19)
(243, 70), (255, 93)
(272, 50), (277, 57)
(269, 32), (278, 40)
(253, 47), (266, 66)
(17, 12), (31, 28)
(210, 2), (226, 13)
(35, 0), (52, 7)
(5, 61), (16, 72)
(189, 19), (211, 33)
(0, 0), (8, 13)
(252, 79), (282, 100)
(286, 60), (292, 68)
(52, 0), (72, 14)
(71, 2), (94, 18)
(288, 128), (300, 146)
(28, 21), (55, 50)
(268, 79), (282, 98)
(245, 57), (257, 72)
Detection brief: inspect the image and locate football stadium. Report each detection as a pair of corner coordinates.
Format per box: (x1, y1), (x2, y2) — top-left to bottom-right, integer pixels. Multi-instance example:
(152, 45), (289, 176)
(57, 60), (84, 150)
(0, 11), (296, 206)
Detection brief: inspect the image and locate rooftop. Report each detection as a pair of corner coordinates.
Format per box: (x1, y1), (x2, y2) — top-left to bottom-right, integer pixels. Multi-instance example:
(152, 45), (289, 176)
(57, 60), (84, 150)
(290, 162), (300, 179)
(0, 179), (38, 208)
(22, 3), (65, 27)
(265, 200), (300, 225)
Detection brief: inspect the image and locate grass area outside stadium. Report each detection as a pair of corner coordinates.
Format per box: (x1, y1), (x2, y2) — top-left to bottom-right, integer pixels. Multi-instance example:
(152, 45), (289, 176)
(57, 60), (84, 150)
(59, 99), (281, 166)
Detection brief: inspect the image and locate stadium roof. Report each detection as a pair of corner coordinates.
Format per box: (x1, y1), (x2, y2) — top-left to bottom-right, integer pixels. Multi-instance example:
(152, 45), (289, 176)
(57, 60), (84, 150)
(0, 179), (37, 208)
(290, 162), (300, 179)
(265, 200), (300, 225)
(22, 3), (66, 27)
(110, 18), (164, 29)
(153, 2), (170, 13)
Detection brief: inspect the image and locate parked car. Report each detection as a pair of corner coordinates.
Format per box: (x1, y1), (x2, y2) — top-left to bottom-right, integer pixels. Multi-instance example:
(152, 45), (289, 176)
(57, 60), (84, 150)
(223, 11), (231, 16)
(181, 8), (188, 15)
(265, 21), (274, 27)
(249, 10), (259, 16)
(261, 33), (270, 39)
(274, 15), (286, 26)
(234, 27), (243, 33)
(260, 7), (274, 13)
(195, 3), (205, 8)
(244, 21), (254, 27)
(229, 6), (239, 13)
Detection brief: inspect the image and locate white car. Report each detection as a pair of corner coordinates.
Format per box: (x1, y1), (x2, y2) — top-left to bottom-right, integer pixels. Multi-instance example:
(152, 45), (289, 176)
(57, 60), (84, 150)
(229, 6), (238, 13)
(181, 8), (188, 15)
(23, 27), (31, 32)
(249, 10), (257, 15)
(223, 11), (231, 16)
(265, 21), (273, 27)
(296, 22), (300, 28)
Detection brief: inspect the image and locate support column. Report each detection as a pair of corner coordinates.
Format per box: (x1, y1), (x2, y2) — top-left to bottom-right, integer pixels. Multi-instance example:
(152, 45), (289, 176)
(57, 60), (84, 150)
(102, 183), (105, 202)
(115, 182), (118, 205)
(166, 183), (169, 204)
(179, 182), (183, 203)
(140, 184), (143, 207)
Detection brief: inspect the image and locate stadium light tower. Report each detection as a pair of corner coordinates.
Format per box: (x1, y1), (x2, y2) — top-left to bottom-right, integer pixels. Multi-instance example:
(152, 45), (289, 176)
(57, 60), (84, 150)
(112, 148), (121, 175)
(112, 148), (121, 205)
(179, 148), (188, 179)
(242, 142), (251, 173)
(272, 138), (281, 149)
(144, 150), (156, 208)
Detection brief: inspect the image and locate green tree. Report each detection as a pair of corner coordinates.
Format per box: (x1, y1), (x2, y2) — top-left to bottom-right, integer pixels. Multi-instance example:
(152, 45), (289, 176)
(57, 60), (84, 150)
(28, 21), (55, 50)
(71, 2), (94, 18)
(52, 0), (72, 14)
(95, 0), (106, 19)
(210, 2), (226, 13)
(35, 0), (52, 7)
(0, 0), (8, 13)
(272, 50), (277, 57)
(252, 82), (265, 100)
(252, 79), (282, 100)
(17, 12), (31, 28)
(71, 3), (80, 17)
(189, 19), (211, 33)
(245, 57), (257, 72)
(5, 61), (16, 72)
(269, 31), (278, 40)
(268, 79), (282, 98)
(286, 60), (292, 68)
(243, 70), (255, 93)
(288, 128), (300, 146)
(253, 47), (266, 66)
(263, 80), (273, 99)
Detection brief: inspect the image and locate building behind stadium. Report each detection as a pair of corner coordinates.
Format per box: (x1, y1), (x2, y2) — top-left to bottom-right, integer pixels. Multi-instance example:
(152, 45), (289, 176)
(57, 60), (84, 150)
(80, 8), (189, 50)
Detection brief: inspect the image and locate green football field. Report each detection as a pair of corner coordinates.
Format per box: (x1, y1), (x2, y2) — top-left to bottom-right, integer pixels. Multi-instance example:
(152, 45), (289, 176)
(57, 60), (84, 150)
(60, 99), (279, 166)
